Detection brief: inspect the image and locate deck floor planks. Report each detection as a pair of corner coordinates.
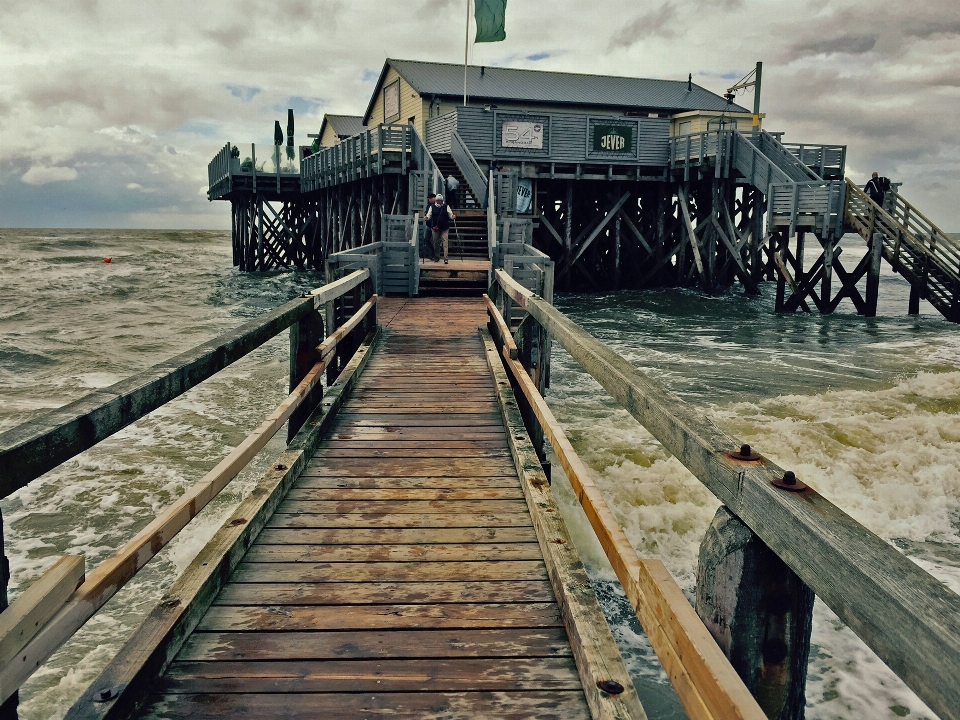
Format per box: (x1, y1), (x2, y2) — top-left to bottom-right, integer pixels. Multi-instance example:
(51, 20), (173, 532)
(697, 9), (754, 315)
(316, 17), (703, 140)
(137, 297), (593, 719)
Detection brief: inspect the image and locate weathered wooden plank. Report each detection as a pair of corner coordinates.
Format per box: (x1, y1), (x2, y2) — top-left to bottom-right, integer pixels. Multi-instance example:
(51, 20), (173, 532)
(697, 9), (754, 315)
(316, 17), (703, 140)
(301, 461), (518, 477)
(231, 560), (549, 583)
(333, 414), (504, 426)
(295, 476), (520, 490)
(317, 439), (510, 449)
(480, 329), (648, 720)
(276, 499), (528, 514)
(314, 447), (511, 459)
(242, 542), (543, 563)
(197, 602), (563, 631)
(62, 329), (381, 720)
(327, 429), (507, 441)
(0, 555), (84, 667)
(267, 512), (532, 529)
(285, 487), (523, 501)
(254, 527), (538, 546)
(517, 289), (960, 720)
(140, 690), (591, 719)
(214, 580), (556, 606)
(160, 657), (580, 694)
(342, 404), (499, 414)
(177, 627), (572, 662)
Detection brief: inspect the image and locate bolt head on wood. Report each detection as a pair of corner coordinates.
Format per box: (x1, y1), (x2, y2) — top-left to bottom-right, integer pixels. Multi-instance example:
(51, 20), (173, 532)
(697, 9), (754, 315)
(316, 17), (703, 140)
(597, 679), (625, 695)
(772, 470), (808, 491)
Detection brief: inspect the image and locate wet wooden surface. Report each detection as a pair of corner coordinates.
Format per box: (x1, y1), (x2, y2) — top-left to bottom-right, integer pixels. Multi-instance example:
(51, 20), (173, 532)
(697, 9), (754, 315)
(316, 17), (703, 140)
(138, 297), (592, 719)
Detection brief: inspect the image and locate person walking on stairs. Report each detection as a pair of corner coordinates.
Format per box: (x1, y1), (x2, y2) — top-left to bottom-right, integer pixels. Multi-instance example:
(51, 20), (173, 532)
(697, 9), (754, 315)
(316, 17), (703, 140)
(864, 171), (890, 207)
(446, 174), (460, 208)
(425, 194), (455, 264)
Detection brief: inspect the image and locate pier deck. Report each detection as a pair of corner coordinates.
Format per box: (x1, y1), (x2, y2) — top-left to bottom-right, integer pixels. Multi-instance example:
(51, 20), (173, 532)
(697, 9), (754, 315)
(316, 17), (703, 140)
(136, 297), (596, 719)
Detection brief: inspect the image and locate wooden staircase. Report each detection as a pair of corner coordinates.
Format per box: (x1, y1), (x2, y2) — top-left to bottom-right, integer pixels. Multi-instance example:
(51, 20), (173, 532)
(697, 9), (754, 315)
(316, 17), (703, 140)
(433, 153), (480, 209)
(844, 179), (960, 321)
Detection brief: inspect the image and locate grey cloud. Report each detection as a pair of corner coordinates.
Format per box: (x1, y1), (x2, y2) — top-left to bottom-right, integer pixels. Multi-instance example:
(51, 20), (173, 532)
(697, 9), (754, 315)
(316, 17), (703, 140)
(608, 2), (679, 50)
(793, 34), (877, 56)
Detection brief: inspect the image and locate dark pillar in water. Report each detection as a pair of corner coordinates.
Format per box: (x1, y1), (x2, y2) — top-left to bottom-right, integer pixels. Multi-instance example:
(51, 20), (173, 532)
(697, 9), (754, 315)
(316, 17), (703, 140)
(697, 505), (815, 720)
(865, 231), (884, 317)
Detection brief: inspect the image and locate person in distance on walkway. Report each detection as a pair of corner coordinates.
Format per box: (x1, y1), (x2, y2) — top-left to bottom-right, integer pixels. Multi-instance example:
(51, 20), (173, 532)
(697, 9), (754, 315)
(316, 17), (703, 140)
(425, 193), (455, 264)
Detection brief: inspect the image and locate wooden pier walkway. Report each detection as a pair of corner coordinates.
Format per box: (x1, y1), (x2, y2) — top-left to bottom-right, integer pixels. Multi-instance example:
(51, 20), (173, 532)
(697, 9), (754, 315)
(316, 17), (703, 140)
(4, 269), (959, 720)
(135, 297), (601, 719)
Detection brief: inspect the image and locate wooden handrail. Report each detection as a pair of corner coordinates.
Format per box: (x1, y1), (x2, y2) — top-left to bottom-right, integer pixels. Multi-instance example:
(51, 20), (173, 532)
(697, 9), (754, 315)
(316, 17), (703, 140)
(492, 272), (960, 720)
(485, 299), (765, 720)
(0, 289), (377, 704)
(0, 269), (370, 498)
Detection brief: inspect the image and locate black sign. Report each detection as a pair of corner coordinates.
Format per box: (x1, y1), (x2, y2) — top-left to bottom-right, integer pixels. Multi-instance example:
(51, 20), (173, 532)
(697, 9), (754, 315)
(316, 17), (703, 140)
(592, 124), (634, 154)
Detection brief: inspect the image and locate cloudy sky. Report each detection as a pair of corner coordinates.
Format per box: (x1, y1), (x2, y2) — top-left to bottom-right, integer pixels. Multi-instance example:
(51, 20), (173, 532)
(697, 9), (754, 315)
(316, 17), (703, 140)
(1, 0), (958, 230)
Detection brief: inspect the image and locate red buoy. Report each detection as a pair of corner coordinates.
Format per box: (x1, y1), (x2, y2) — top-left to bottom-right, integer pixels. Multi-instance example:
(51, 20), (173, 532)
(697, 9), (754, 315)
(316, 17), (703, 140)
(103, 257), (112, 263)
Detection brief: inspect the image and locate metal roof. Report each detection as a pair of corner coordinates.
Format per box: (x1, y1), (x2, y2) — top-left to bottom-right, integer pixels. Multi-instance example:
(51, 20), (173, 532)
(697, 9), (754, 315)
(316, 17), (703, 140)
(320, 114), (365, 139)
(385, 59), (749, 114)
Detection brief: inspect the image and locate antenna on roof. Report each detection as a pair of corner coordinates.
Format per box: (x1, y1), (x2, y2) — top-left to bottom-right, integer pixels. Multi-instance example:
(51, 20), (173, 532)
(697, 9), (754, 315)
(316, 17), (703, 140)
(726, 61), (763, 135)
(687, 73), (692, 92)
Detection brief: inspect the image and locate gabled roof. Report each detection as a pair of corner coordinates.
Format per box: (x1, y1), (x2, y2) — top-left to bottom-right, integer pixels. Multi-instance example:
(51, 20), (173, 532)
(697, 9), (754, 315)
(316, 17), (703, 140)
(362, 59), (749, 122)
(319, 114), (365, 139)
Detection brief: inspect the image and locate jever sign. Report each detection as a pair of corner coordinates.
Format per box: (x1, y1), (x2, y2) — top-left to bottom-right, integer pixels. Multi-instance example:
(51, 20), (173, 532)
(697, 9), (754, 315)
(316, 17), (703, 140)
(592, 124), (633, 154)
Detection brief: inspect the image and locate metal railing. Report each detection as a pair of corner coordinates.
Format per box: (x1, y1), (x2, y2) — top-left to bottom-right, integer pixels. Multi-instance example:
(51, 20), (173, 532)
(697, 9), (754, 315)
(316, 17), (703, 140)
(488, 268), (960, 720)
(0, 270), (377, 705)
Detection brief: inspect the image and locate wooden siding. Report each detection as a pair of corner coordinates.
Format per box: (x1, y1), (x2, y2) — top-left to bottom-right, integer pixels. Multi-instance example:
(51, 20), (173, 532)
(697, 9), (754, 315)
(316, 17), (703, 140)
(452, 106), (670, 166)
(320, 123), (341, 147)
(426, 111), (458, 155)
(367, 67), (426, 137)
(670, 111), (757, 137)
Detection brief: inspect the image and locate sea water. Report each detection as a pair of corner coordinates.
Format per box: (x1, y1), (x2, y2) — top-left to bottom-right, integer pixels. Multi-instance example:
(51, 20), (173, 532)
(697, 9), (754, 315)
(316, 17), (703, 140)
(0, 229), (957, 719)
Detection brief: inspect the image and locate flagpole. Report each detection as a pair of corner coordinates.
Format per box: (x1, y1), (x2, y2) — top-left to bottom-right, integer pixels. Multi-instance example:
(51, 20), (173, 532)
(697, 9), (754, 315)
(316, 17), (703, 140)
(463, 0), (469, 106)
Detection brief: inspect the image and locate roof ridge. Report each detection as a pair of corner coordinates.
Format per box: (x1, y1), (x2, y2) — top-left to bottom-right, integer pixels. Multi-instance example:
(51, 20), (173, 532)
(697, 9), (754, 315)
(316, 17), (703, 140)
(388, 57), (692, 86)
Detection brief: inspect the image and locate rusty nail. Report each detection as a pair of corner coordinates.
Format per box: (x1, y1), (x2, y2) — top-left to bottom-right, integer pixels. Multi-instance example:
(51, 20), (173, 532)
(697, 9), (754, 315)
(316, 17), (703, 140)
(274, 463), (287, 471)
(230, 518), (248, 526)
(597, 679), (625, 695)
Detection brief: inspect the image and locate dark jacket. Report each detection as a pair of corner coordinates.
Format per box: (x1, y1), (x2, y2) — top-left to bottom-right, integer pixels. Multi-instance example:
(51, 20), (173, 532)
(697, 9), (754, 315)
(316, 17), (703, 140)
(426, 203), (452, 231)
(865, 177), (889, 205)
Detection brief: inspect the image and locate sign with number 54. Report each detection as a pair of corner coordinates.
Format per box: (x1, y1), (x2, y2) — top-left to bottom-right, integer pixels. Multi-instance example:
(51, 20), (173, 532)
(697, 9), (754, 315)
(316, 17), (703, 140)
(501, 121), (544, 149)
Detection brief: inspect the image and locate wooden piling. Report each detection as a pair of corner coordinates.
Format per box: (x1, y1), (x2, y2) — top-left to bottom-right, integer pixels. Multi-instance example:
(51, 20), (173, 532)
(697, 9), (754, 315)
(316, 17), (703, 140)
(696, 507), (814, 720)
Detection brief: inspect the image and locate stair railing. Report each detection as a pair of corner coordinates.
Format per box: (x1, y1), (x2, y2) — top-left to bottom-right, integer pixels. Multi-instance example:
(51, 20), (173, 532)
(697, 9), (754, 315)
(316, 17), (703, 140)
(844, 179), (960, 290)
(451, 130), (488, 206)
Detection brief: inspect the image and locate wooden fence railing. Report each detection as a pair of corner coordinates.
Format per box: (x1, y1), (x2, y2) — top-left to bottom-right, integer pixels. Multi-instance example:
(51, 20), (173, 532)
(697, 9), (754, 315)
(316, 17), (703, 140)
(487, 268), (960, 720)
(0, 269), (377, 706)
(301, 124), (412, 192)
(844, 179), (960, 321)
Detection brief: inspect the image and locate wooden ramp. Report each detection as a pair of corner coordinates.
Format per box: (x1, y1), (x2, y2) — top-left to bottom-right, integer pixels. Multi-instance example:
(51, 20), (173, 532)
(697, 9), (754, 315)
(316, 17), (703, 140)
(135, 297), (635, 719)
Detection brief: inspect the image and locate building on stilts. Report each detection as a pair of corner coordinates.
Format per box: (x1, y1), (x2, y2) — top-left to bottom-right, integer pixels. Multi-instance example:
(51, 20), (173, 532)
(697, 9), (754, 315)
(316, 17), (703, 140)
(207, 58), (960, 321)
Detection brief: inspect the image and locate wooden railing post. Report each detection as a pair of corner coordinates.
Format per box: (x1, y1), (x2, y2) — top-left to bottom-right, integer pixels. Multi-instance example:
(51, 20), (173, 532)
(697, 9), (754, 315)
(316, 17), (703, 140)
(697, 506), (814, 720)
(287, 307), (325, 442)
(865, 230), (884, 317)
(0, 512), (15, 720)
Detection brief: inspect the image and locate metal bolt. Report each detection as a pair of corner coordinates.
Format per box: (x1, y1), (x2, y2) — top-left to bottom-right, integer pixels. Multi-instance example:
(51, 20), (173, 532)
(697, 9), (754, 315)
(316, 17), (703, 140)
(597, 679), (625, 695)
(782, 471), (796, 486)
(740, 443), (752, 457)
(274, 463), (287, 471)
(94, 687), (116, 702)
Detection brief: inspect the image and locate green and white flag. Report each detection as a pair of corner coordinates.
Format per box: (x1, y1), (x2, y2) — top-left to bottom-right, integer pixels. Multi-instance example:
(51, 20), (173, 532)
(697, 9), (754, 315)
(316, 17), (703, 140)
(474, 0), (507, 42)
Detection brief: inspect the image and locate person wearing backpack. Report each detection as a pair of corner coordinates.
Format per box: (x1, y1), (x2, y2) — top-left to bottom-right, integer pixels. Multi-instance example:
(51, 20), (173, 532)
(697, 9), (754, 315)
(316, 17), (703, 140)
(864, 172), (890, 206)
